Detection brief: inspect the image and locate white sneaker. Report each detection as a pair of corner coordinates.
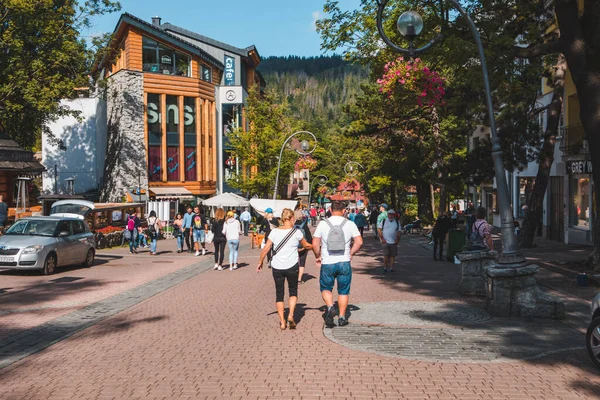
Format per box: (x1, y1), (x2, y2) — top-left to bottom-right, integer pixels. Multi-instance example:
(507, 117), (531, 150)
(214, 263), (219, 270)
(232, 264), (238, 270)
(195, 251), (200, 256)
(202, 248), (206, 255)
(229, 265), (233, 271)
(217, 265), (223, 271)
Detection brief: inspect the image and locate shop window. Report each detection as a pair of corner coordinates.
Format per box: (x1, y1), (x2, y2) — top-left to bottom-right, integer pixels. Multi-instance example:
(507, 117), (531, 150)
(201, 65), (212, 83)
(147, 93), (162, 181)
(166, 96), (180, 181)
(184, 97), (197, 181)
(570, 177), (590, 229)
(142, 36), (190, 76)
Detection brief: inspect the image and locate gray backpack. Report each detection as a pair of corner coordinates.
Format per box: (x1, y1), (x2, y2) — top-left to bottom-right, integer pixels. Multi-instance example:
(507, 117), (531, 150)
(324, 218), (347, 252)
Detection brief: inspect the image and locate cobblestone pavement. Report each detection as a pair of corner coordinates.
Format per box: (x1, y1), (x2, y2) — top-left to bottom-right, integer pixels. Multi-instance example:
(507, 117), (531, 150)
(0, 230), (599, 399)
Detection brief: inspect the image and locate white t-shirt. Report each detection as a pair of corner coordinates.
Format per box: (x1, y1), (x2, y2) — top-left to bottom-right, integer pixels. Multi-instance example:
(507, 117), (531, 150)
(314, 216), (361, 265)
(379, 217), (401, 244)
(268, 228), (304, 270)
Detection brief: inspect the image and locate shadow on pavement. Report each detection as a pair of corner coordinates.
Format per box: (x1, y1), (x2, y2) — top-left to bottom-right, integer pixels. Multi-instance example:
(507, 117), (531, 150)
(351, 234), (600, 375)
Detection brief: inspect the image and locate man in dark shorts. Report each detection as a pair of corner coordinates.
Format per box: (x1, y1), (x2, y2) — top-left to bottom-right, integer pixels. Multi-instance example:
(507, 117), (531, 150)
(378, 209), (402, 273)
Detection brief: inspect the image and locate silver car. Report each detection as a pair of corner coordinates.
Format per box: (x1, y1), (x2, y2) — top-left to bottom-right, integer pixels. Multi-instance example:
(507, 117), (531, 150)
(588, 292), (600, 369)
(0, 217), (95, 275)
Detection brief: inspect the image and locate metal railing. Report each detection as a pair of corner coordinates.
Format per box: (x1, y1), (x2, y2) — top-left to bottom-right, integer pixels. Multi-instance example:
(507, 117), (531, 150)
(560, 124), (587, 156)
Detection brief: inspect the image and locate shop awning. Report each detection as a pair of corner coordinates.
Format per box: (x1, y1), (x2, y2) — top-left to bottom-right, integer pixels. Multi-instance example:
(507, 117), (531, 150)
(149, 187), (193, 198)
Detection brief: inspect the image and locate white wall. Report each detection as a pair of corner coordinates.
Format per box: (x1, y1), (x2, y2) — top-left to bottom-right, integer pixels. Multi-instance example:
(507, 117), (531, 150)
(42, 97), (107, 195)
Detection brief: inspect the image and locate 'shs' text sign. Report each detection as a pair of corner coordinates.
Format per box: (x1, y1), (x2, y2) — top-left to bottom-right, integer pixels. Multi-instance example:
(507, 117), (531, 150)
(567, 160), (593, 175)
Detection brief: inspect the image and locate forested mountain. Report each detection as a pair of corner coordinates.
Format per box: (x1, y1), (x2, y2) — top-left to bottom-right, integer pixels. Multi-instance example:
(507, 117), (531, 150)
(257, 55), (369, 127)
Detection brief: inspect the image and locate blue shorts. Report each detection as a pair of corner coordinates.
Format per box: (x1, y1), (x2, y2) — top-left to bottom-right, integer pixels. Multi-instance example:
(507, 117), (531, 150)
(319, 261), (352, 295)
(193, 229), (205, 243)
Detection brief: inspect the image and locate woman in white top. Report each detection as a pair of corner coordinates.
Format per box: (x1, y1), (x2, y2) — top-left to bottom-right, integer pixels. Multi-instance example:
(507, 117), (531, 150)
(147, 210), (161, 256)
(222, 210), (242, 270)
(257, 208), (312, 330)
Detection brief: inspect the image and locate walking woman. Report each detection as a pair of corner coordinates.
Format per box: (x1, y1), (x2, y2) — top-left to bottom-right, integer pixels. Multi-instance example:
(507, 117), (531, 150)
(294, 209), (312, 285)
(173, 213), (184, 253)
(147, 210), (161, 256)
(257, 208), (312, 330)
(222, 210), (242, 270)
(212, 208), (227, 270)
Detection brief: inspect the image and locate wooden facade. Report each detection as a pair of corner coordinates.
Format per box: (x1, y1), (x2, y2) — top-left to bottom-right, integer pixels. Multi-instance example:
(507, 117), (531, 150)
(104, 24), (221, 196)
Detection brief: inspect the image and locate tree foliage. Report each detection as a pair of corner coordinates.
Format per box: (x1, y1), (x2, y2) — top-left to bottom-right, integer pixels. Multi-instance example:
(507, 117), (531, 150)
(0, 0), (120, 148)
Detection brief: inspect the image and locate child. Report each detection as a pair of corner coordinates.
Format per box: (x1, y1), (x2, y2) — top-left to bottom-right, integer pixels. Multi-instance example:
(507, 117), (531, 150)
(137, 226), (148, 248)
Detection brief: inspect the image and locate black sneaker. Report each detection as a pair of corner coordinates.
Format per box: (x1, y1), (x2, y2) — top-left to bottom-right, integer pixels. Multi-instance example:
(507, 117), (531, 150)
(338, 317), (349, 327)
(323, 306), (337, 328)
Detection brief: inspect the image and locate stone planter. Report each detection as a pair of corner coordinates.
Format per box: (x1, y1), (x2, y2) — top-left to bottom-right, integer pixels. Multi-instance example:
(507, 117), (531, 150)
(457, 249), (498, 297)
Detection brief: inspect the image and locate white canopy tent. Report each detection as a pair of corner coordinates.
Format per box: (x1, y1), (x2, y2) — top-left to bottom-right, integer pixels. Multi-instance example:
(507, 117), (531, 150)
(249, 198), (298, 218)
(201, 192), (250, 208)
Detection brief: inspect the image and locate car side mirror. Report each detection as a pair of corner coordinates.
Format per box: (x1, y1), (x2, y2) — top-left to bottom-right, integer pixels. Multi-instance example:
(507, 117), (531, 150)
(58, 231), (70, 237)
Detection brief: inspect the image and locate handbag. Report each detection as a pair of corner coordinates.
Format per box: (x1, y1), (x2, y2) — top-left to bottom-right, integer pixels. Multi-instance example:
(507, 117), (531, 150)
(123, 229), (131, 241)
(205, 230), (214, 243)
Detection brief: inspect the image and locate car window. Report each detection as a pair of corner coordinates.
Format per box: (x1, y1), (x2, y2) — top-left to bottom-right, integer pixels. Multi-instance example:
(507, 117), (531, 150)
(72, 221), (85, 234)
(5, 219), (58, 236)
(56, 220), (72, 236)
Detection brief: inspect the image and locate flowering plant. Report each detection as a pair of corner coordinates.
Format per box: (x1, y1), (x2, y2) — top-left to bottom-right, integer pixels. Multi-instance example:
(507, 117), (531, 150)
(377, 57), (445, 107)
(341, 178), (360, 189)
(317, 186), (329, 195)
(295, 156), (317, 171)
(95, 225), (123, 234)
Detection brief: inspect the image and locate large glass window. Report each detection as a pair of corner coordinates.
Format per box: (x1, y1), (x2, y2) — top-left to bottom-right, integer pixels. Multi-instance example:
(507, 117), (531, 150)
(142, 37), (191, 76)
(184, 97), (197, 181)
(147, 93), (162, 182)
(201, 65), (212, 83)
(570, 177), (591, 229)
(166, 95), (180, 181)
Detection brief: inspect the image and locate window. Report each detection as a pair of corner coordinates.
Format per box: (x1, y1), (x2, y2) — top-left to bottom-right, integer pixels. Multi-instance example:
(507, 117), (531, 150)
(570, 177), (591, 229)
(201, 65), (212, 82)
(72, 221), (85, 235)
(142, 36), (191, 76)
(166, 95), (180, 181)
(184, 97), (197, 181)
(147, 93), (162, 182)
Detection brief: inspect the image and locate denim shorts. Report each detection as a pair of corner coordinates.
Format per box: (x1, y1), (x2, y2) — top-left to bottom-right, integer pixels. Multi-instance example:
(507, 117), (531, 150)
(193, 229), (205, 243)
(319, 261), (352, 295)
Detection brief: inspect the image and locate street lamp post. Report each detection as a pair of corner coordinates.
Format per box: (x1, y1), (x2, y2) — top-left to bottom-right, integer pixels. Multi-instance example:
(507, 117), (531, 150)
(376, 1), (563, 318)
(273, 131), (317, 201)
(308, 174), (328, 207)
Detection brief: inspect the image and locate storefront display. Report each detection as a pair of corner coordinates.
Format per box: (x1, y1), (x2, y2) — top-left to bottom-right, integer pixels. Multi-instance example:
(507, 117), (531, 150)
(570, 177), (591, 229)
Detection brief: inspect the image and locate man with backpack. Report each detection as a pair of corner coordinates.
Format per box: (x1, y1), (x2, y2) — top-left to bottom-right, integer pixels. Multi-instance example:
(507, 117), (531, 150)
(313, 200), (363, 328)
(378, 209), (402, 273)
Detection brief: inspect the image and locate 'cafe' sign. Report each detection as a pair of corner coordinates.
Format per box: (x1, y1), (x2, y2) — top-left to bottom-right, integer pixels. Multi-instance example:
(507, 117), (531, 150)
(567, 160), (593, 175)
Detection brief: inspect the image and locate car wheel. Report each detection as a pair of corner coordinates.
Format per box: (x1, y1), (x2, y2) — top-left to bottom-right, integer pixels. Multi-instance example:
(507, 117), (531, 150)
(586, 316), (600, 369)
(43, 253), (57, 275)
(83, 248), (95, 268)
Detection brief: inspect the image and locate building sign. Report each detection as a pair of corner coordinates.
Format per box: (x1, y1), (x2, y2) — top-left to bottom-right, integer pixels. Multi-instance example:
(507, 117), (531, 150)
(161, 55), (172, 65)
(219, 86), (244, 104)
(147, 102), (194, 125)
(567, 160), (593, 175)
(224, 55), (235, 86)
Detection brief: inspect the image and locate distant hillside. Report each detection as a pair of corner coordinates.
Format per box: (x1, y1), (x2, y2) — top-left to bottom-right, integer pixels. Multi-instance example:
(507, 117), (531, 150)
(257, 55), (369, 126)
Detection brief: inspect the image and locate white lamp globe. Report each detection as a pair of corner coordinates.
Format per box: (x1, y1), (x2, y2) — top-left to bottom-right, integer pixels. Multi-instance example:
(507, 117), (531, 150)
(396, 11), (424, 38)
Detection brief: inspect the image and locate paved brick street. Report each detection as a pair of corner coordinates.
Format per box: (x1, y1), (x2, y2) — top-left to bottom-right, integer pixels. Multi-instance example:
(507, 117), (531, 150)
(0, 232), (599, 399)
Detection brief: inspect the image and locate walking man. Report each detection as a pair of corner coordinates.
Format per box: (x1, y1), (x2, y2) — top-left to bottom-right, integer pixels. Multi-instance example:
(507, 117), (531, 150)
(432, 212), (452, 261)
(313, 201), (363, 328)
(378, 209), (401, 273)
(182, 206), (195, 253)
(240, 207), (252, 236)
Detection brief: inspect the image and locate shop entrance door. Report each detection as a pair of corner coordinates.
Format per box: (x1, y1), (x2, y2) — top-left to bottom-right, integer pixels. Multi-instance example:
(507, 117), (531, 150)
(549, 176), (564, 242)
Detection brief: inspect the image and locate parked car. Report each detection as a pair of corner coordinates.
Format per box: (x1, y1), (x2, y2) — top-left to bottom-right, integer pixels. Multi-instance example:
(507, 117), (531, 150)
(588, 292), (600, 369)
(0, 216), (95, 275)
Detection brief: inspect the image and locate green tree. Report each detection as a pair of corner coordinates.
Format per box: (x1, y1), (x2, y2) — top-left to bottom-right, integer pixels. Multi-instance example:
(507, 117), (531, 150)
(0, 0), (120, 148)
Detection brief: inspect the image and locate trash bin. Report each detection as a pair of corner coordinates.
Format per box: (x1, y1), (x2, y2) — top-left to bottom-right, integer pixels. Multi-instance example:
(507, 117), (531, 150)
(446, 229), (466, 261)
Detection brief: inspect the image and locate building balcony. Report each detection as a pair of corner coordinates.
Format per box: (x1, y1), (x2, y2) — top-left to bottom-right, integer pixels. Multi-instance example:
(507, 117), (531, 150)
(560, 124), (588, 157)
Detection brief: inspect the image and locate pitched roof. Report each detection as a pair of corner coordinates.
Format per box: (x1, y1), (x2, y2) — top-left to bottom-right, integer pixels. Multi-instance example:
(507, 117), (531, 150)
(161, 22), (261, 63)
(115, 13), (224, 70)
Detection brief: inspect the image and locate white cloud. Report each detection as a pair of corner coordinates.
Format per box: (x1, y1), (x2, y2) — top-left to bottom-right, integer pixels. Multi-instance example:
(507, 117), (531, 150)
(311, 10), (323, 31)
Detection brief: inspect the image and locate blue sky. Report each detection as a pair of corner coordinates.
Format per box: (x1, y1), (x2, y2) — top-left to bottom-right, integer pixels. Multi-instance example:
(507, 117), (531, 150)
(83, 0), (362, 57)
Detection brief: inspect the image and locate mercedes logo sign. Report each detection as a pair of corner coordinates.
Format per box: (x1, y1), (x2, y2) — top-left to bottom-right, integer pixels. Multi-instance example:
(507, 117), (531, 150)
(225, 90), (236, 101)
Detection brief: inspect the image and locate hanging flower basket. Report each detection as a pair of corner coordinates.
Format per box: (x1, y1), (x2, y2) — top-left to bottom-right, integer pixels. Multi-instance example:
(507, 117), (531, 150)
(341, 178), (360, 189)
(377, 57), (445, 107)
(295, 156), (317, 171)
(317, 185), (329, 195)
